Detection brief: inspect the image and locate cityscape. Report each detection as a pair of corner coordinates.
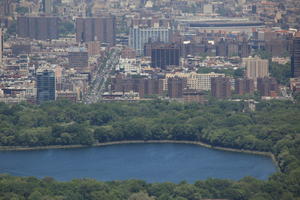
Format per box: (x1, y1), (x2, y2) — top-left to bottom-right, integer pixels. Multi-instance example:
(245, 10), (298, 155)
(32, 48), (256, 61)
(0, 0), (300, 199)
(0, 0), (299, 104)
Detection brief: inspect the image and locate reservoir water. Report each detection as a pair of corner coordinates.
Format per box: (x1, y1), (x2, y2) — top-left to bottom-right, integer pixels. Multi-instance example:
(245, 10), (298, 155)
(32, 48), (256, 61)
(0, 143), (277, 183)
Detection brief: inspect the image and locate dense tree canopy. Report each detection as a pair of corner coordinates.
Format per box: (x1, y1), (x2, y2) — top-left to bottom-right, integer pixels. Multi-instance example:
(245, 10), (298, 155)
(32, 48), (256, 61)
(58, 21), (75, 36)
(269, 62), (292, 85)
(197, 67), (244, 78)
(0, 99), (300, 199)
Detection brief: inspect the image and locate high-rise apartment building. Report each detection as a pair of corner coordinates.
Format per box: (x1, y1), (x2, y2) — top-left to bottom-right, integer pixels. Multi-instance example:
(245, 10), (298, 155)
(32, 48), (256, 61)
(227, 42), (239, 57)
(43, 0), (53, 14)
(211, 77), (232, 99)
(129, 27), (171, 55)
(17, 16), (59, 40)
(76, 16), (116, 45)
(292, 32), (300, 78)
(243, 56), (269, 79)
(216, 39), (239, 57)
(216, 39), (227, 57)
(111, 76), (163, 98)
(151, 43), (180, 69)
(235, 78), (254, 95)
(68, 48), (89, 68)
(0, 0), (12, 16)
(144, 79), (164, 96)
(36, 70), (56, 103)
(166, 72), (225, 91)
(257, 77), (278, 97)
(168, 77), (186, 98)
(239, 39), (251, 58)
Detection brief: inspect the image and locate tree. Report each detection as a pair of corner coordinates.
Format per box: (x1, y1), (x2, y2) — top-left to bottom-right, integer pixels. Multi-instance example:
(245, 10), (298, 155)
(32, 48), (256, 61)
(128, 192), (155, 200)
(59, 21), (75, 36)
(28, 191), (43, 200)
(94, 126), (113, 142)
(16, 7), (29, 15)
(174, 183), (202, 200)
(269, 62), (291, 85)
(7, 20), (17, 35)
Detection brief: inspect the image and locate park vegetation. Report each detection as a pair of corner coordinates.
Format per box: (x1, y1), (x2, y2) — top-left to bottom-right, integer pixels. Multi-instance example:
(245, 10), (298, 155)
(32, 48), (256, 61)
(0, 99), (300, 200)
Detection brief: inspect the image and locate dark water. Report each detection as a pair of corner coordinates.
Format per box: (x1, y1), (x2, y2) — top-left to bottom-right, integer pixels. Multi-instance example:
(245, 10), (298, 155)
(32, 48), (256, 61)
(0, 143), (277, 183)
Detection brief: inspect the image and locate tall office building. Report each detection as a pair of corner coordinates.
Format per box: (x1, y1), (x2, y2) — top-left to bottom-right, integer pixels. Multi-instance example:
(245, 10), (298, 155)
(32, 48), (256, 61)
(76, 16), (116, 45)
(211, 77), (232, 99)
(292, 32), (300, 78)
(36, 70), (56, 103)
(17, 16), (59, 40)
(129, 27), (171, 55)
(243, 56), (269, 79)
(151, 43), (180, 69)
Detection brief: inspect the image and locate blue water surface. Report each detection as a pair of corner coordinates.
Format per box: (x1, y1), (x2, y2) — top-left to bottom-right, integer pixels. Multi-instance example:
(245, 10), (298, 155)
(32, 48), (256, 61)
(0, 143), (277, 183)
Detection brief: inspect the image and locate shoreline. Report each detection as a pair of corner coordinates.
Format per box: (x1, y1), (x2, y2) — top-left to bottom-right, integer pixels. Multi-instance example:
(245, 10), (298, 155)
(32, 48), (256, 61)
(0, 140), (279, 170)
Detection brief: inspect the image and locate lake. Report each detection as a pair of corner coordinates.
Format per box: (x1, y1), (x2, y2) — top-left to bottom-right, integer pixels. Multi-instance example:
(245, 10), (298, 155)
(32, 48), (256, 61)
(0, 143), (277, 183)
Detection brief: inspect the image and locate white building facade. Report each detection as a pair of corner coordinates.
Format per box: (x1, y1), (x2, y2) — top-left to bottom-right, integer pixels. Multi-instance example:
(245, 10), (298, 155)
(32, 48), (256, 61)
(129, 27), (171, 56)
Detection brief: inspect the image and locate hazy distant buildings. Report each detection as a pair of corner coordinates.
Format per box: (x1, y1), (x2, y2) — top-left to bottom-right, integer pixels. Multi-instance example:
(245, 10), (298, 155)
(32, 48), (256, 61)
(175, 17), (265, 35)
(87, 41), (101, 56)
(151, 43), (180, 69)
(68, 48), (89, 69)
(243, 56), (269, 79)
(202, 38), (250, 58)
(0, 29), (3, 64)
(183, 90), (206, 103)
(12, 44), (31, 56)
(111, 76), (163, 98)
(129, 27), (171, 55)
(235, 78), (254, 95)
(227, 42), (239, 57)
(0, 0), (12, 16)
(211, 77), (232, 99)
(37, 70), (56, 103)
(166, 72), (225, 91)
(257, 77), (278, 96)
(239, 39), (251, 58)
(203, 4), (214, 14)
(216, 39), (227, 57)
(121, 47), (136, 59)
(76, 16), (116, 45)
(56, 91), (77, 102)
(43, 0), (53, 14)
(17, 16), (59, 40)
(168, 77), (186, 98)
(292, 32), (300, 77)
